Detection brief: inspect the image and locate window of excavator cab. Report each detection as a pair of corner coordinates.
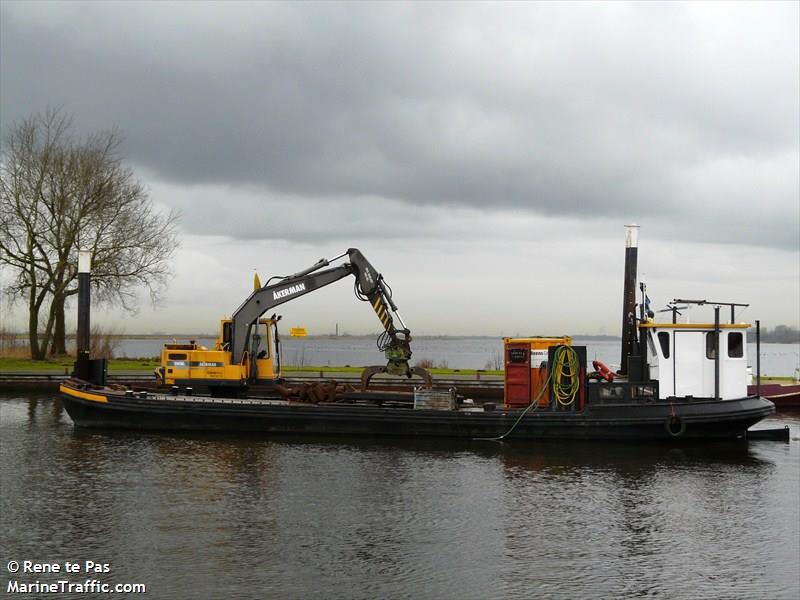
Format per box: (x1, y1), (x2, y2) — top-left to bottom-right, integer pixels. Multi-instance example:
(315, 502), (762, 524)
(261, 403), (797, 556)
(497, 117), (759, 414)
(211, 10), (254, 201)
(728, 332), (744, 358)
(253, 322), (270, 359)
(657, 332), (670, 358)
(221, 322), (232, 350)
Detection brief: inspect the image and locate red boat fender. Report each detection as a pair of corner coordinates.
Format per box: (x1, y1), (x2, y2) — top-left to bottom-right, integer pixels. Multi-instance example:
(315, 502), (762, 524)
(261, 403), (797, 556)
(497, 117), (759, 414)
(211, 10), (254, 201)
(592, 360), (615, 382)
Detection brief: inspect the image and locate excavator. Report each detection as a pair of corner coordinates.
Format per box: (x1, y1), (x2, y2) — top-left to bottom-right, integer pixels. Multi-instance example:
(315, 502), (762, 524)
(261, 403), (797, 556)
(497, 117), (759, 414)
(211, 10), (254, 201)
(155, 248), (428, 396)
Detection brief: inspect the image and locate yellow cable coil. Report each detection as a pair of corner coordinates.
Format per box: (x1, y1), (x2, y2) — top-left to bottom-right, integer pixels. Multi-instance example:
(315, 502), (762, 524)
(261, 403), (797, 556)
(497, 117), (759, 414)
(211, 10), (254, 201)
(552, 345), (580, 406)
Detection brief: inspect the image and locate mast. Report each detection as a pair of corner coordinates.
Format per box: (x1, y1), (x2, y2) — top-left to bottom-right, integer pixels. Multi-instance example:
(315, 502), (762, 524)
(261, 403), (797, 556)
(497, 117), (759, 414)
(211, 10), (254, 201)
(619, 224), (639, 376)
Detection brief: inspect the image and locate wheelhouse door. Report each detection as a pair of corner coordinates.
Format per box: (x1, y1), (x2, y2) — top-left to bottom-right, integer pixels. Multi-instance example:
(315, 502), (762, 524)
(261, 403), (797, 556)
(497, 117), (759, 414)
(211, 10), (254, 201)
(673, 331), (706, 398)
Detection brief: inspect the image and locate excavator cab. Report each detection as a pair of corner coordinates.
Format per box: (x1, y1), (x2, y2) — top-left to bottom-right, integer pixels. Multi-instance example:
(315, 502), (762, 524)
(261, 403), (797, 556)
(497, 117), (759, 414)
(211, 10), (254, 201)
(216, 317), (280, 384)
(157, 317), (281, 392)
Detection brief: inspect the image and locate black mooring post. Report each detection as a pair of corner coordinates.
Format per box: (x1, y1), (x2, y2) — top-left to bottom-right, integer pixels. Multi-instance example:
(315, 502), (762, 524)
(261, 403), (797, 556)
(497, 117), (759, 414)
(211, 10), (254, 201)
(756, 319), (761, 398)
(714, 306), (720, 402)
(619, 224), (639, 375)
(74, 250), (91, 380)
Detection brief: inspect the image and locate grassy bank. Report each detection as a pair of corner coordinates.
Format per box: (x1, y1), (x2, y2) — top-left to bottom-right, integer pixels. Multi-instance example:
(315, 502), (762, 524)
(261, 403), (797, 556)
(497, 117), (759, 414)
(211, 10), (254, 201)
(0, 357), (503, 377)
(1, 357), (797, 382)
(0, 357), (160, 372)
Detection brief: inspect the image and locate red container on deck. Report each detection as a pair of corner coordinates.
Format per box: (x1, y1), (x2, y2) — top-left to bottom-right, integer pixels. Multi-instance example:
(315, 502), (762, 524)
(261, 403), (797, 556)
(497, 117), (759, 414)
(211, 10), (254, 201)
(503, 337), (572, 408)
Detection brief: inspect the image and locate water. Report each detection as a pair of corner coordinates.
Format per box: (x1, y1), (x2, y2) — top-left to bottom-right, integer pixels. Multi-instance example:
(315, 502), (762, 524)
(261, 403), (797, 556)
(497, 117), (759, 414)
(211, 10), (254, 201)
(116, 336), (800, 376)
(1, 393), (798, 599)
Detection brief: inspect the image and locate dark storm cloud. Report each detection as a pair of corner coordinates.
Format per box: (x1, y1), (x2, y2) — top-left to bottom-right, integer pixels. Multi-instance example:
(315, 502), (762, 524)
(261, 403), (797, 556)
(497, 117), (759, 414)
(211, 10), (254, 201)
(1, 2), (798, 248)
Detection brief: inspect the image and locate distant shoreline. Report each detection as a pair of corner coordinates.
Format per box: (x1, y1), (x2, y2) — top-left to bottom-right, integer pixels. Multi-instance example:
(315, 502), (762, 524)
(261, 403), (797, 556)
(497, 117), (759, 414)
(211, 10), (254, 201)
(3, 332), (622, 340)
(3, 333), (799, 343)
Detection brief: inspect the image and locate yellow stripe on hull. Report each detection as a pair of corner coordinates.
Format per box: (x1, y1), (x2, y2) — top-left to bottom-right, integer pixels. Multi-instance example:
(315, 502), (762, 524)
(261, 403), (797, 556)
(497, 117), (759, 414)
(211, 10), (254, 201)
(59, 384), (108, 404)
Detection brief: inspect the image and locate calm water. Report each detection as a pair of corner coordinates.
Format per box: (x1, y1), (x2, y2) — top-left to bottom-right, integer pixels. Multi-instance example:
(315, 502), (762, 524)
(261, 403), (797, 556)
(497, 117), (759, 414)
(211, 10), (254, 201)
(117, 336), (800, 376)
(1, 393), (798, 599)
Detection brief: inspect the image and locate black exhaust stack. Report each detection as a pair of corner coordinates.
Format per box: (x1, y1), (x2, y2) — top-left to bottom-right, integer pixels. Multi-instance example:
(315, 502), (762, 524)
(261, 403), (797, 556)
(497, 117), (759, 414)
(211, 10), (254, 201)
(73, 250), (106, 385)
(619, 224), (639, 377)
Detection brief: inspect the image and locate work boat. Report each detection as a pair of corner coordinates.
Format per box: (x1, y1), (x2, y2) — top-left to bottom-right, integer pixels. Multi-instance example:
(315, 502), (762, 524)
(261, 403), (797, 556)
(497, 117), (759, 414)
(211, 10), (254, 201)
(60, 226), (776, 441)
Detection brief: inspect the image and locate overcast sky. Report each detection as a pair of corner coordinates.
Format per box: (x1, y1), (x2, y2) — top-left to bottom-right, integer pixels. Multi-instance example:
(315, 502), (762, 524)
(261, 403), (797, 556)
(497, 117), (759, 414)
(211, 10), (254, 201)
(1, 1), (798, 336)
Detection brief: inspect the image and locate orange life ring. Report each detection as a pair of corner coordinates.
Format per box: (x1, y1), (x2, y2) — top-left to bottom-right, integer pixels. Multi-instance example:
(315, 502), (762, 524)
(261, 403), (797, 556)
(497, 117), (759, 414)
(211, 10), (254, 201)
(592, 360), (616, 382)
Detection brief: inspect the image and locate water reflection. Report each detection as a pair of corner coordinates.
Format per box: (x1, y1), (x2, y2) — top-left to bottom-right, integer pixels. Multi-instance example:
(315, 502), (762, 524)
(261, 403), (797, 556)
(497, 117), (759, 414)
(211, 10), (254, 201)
(2, 395), (798, 599)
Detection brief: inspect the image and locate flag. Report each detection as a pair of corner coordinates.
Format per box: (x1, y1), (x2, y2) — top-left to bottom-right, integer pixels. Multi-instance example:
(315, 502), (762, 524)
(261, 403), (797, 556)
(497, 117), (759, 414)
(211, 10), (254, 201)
(254, 271), (261, 290)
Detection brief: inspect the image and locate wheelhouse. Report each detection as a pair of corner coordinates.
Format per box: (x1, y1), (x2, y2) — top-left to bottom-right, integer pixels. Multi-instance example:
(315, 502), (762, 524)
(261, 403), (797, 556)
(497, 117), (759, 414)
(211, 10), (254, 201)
(642, 322), (750, 400)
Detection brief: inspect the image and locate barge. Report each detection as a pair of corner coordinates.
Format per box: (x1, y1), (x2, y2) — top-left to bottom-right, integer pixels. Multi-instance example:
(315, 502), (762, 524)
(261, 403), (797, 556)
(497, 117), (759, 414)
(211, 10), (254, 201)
(747, 383), (800, 409)
(60, 382), (773, 441)
(60, 225), (777, 441)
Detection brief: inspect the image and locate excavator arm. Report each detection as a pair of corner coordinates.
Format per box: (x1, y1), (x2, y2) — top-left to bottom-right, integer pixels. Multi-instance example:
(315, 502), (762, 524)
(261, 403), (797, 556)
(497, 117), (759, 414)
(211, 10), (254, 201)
(230, 249), (414, 378)
(346, 249), (414, 377)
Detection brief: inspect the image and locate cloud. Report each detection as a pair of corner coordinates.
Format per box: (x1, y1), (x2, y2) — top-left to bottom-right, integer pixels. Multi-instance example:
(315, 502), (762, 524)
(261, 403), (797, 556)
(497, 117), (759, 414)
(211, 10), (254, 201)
(2, 1), (797, 251)
(62, 228), (799, 335)
(1, 2), (798, 338)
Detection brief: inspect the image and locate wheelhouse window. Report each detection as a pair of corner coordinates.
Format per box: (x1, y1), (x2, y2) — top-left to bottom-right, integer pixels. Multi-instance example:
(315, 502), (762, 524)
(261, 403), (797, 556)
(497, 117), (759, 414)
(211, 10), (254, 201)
(706, 332), (717, 359)
(598, 386), (625, 400)
(657, 332), (670, 358)
(633, 384), (656, 399)
(728, 332), (744, 358)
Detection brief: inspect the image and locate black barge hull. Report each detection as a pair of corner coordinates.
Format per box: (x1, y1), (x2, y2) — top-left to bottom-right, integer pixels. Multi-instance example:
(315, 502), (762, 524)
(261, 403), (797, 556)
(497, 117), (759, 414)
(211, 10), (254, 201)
(60, 382), (775, 441)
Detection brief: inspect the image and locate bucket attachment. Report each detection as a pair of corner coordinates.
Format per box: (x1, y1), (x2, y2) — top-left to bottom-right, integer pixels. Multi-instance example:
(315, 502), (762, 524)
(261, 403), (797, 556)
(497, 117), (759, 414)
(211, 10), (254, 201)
(361, 365), (433, 391)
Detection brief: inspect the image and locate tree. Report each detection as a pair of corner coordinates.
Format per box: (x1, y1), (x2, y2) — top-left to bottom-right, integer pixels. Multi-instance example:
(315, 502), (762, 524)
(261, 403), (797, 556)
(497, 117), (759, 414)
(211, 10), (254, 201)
(0, 109), (179, 359)
(760, 325), (799, 344)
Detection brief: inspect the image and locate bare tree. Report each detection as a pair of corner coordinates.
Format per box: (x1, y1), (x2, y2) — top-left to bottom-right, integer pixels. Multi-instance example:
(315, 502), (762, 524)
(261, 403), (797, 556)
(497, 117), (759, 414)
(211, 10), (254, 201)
(0, 109), (179, 359)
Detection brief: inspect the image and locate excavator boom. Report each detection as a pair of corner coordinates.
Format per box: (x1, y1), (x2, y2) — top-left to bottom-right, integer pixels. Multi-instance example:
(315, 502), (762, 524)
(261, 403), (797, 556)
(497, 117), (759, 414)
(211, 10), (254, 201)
(230, 249), (413, 378)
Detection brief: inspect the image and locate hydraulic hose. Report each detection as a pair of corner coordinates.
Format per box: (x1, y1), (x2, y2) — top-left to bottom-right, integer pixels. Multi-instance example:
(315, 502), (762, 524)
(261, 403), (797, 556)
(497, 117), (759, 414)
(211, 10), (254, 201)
(552, 345), (580, 406)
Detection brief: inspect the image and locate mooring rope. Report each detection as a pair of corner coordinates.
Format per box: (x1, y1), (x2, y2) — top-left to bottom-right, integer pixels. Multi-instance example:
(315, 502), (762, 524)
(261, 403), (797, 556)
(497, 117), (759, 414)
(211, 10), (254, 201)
(474, 345), (580, 442)
(473, 368), (553, 442)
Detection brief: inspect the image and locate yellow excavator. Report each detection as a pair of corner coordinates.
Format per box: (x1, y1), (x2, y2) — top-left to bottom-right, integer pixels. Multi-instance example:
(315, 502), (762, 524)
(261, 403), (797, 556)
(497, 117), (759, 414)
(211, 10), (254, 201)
(155, 248), (426, 396)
